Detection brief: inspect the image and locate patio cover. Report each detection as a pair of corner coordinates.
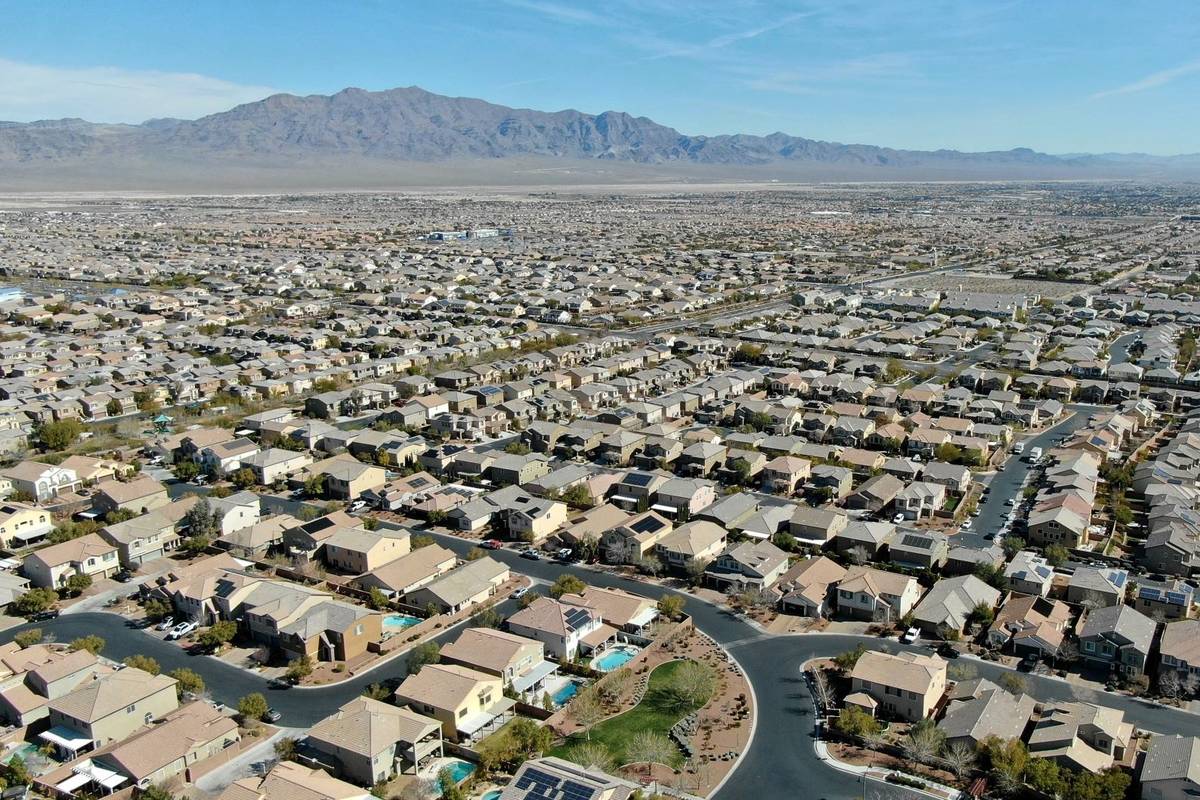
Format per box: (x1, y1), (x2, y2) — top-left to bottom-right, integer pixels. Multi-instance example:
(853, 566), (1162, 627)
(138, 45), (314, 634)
(510, 660), (558, 694)
(39, 726), (91, 752)
(457, 697), (517, 737)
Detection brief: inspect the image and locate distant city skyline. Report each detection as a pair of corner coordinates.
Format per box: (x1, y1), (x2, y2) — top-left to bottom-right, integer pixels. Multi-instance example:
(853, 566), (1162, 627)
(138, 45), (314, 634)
(0, 0), (1197, 155)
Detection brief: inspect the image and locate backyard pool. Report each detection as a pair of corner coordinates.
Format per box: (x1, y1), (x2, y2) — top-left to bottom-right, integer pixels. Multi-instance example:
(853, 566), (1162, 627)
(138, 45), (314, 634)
(436, 759), (476, 790)
(482, 792), (502, 800)
(382, 613), (422, 634)
(551, 679), (585, 707)
(591, 644), (639, 672)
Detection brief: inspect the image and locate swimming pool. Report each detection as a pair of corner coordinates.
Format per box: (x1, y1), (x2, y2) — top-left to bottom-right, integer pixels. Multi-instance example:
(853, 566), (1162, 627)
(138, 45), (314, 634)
(482, 791), (502, 800)
(591, 644), (639, 672)
(437, 759), (476, 790)
(382, 613), (422, 634)
(551, 679), (584, 706)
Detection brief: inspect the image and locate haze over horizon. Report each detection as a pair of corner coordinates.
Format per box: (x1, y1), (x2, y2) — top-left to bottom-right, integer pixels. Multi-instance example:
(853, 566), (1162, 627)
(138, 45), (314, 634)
(2, 0), (1198, 157)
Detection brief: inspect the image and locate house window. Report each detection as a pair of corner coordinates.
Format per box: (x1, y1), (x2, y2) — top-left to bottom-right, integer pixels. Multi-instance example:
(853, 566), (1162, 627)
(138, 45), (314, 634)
(355, 624), (364, 636)
(1083, 641), (1094, 652)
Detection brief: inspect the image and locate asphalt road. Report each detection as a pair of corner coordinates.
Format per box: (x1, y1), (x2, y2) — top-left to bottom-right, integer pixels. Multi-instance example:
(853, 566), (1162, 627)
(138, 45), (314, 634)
(957, 408), (1096, 550)
(14, 525), (1198, 799)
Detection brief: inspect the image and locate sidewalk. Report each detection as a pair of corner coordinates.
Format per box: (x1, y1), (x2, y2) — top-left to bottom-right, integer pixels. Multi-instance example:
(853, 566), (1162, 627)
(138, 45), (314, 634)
(813, 737), (959, 800)
(193, 726), (300, 793)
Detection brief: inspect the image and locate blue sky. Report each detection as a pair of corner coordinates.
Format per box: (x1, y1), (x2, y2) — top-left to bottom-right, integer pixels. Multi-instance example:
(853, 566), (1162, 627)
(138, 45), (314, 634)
(0, 0), (1197, 154)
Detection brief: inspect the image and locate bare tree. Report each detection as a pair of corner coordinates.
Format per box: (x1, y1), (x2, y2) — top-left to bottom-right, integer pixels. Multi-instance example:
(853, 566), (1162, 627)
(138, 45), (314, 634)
(597, 668), (633, 705)
(848, 545), (869, 566)
(567, 741), (616, 773)
(941, 740), (977, 778)
(568, 690), (605, 739)
(1159, 669), (1182, 700)
(948, 662), (978, 682)
(903, 721), (945, 765)
(664, 660), (716, 709)
(624, 731), (676, 776)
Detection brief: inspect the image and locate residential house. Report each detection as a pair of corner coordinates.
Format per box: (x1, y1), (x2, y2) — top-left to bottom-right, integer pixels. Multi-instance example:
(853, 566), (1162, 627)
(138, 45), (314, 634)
(654, 520), (727, 571)
(440, 628), (557, 702)
(0, 501), (53, 548)
(322, 528), (411, 574)
(1004, 551), (1055, 597)
(1, 461), (81, 503)
(93, 701), (240, 789)
(938, 680), (1035, 751)
(847, 651), (947, 722)
(703, 541), (789, 592)
(601, 511), (673, 565)
(1077, 604), (1156, 676)
(306, 696), (443, 783)
(911, 575), (1000, 638)
(42, 667), (178, 756)
(987, 594), (1072, 659)
(23, 533), (119, 588)
(1141, 735), (1200, 800)
(505, 596), (606, 661)
(1027, 702), (1133, 773)
(835, 565), (922, 622)
(393, 664), (513, 743)
(406, 557), (509, 614)
(92, 476), (170, 516)
(353, 545), (458, 598)
(775, 557), (847, 618)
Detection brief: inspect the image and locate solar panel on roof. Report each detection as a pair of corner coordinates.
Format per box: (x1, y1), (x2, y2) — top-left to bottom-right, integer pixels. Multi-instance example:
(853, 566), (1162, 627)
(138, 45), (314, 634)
(564, 608), (592, 631)
(624, 472), (654, 487)
(902, 535), (933, 549)
(560, 781), (597, 800)
(630, 515), (665, 533)
(1167, 591), (1190, 604)
(516, 767), (560, 797)
(1110, 572), (1128, 588)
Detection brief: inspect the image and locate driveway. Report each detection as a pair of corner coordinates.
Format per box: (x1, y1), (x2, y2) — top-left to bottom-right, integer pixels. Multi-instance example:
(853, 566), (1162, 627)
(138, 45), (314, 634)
(7, 525), (1184, 800)
(959, 406), (1096, 548)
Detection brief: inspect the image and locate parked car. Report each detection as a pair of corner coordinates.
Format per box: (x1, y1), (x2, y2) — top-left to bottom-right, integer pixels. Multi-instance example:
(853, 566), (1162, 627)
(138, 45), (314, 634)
(555, 548), (574, 561)
(29, 609), (60, 622)
(114, 570), (133, 583)
(512, 586), (530, 599)
(168, 620), (198, 640)
(960, 520), (972, 530)
(480, 539), (503, 550)
(156, 616), (176, 631)
(519, 549), (541, 561)
(901, 627), (921, 644)
(892, 513), (906, 524)
(937, 643), (960, 659)
(1018, 652), (1040, 672)
(348, 500), (368, 513)
(264, 707), (282, 723)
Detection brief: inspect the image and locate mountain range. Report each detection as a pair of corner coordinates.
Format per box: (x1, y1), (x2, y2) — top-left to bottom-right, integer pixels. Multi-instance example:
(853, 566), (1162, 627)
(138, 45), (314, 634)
(1, 86), (1196, 189)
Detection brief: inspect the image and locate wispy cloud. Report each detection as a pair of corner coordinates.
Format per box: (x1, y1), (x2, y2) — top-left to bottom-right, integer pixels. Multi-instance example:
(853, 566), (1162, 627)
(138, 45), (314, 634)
(501, 0), (607, 26)
(634, 12), (812, 61)
(742, 52), (920, 95)
(1092, 59), (1200, 99)
(0, 58), (277, 123)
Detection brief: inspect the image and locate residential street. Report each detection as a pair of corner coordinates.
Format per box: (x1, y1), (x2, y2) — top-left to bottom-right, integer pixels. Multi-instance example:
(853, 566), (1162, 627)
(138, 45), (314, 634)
(9, 525), (1200, 800)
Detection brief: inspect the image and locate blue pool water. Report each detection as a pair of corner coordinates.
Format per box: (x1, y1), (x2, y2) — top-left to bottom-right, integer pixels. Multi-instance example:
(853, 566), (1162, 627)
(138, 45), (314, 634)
(436, 760), (476, 791)
(592, 645), (639, 672)
(382, 613), (421, 633)
(482, 792), (502, 800)
(552, 679), (584, 706)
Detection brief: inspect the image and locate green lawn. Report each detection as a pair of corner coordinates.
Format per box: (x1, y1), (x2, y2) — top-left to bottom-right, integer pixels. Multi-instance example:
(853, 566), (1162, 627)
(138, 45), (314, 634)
(550, 659), (711, 768)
